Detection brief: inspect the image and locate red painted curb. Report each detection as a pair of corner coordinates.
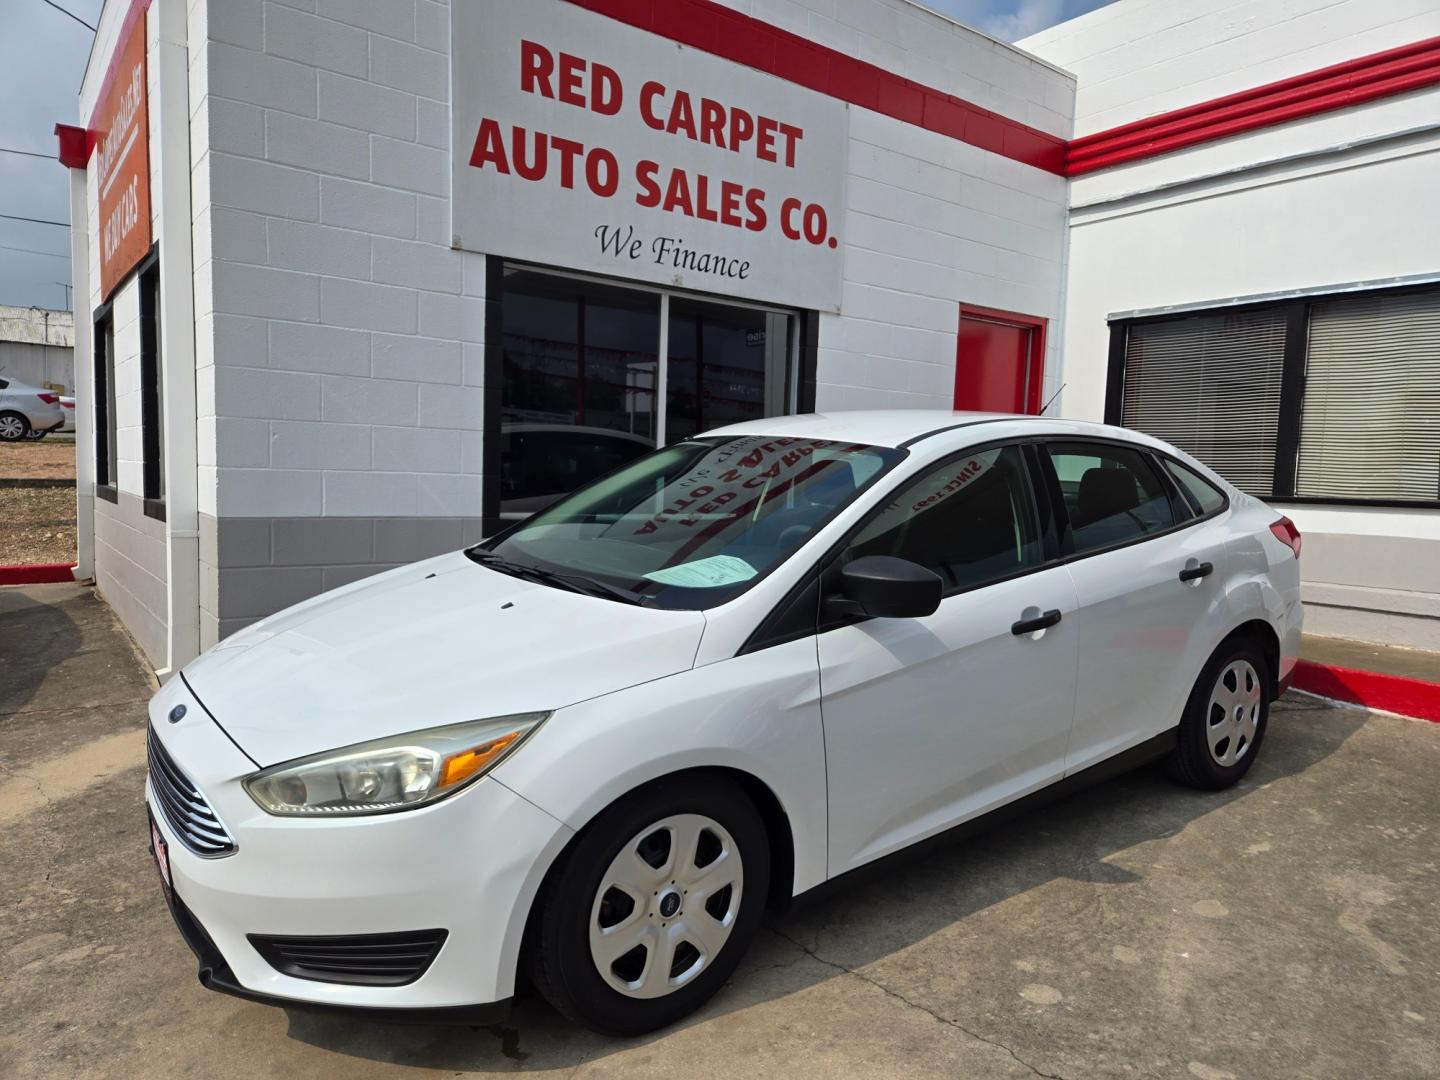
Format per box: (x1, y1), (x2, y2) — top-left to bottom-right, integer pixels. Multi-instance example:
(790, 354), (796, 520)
(1291, 659), (1440, 723)
(0, 563), (78, 586)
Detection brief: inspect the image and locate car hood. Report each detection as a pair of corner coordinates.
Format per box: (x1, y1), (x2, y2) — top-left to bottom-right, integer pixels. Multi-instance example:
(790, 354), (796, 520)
(182, 552), (706, 767)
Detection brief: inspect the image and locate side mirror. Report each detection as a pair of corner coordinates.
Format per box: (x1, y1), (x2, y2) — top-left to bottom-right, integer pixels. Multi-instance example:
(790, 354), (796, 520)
(829, 556), (942, 620)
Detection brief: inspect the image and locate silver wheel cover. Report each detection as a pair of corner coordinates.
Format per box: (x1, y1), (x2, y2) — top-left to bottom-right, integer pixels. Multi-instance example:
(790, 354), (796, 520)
(589, 813), (743, 999)
(1207, 659), (1262, 766)
(0, 416), (24, 439)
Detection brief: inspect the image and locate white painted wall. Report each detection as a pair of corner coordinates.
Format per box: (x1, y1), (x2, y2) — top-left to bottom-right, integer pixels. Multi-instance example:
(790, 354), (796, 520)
(188, 0), (1071, 515)
(1022, 0), (1440, 648)
(193, 0), (487, 523)
(1020, 0), (1440, 137)
(76, 0), (171, 666)
(721, 0), (1074, 411)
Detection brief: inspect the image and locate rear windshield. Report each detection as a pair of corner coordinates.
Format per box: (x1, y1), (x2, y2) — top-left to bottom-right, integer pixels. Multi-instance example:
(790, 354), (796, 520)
(478, 436), (903, 609)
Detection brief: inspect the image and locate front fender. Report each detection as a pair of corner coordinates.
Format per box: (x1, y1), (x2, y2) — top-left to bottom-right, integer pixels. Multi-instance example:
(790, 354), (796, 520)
(491, 636), (828, 899)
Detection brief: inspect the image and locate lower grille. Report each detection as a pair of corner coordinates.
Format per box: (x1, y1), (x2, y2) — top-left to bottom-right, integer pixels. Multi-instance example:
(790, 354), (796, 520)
(248, 930), (449, 987)
(147, 724), (237, 857)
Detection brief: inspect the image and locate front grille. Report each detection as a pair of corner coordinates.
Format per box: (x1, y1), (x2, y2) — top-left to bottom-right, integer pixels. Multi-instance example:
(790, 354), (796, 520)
(248, 930), (449, 986)
(147, 725), (237, 857)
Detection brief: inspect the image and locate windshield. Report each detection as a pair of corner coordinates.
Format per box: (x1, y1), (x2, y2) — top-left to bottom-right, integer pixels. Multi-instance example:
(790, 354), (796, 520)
(476, 436), (904, 609)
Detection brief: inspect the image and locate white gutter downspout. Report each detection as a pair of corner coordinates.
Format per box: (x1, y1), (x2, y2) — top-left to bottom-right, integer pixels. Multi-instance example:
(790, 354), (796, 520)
(152, 0), (200, 679)
(67, 166), (94, 583)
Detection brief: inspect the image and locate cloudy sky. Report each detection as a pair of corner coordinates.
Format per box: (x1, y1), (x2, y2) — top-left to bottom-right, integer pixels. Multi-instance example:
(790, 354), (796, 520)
(0, 0), (1110, 312)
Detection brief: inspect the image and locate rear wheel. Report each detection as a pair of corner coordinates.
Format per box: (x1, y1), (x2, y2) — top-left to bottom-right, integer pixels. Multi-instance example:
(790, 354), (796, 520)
(528, 775), (769, 1035)
(1169, 638), (1270, 790)
(0, 412), (29, 441)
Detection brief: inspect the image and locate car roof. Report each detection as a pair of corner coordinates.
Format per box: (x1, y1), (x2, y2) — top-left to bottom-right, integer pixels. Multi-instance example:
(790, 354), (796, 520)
(704, 410), (1144, 450)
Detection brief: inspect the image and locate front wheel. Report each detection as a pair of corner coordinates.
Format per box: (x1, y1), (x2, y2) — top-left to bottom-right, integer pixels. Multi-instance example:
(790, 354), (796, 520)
(0, 413), (30, 441)
(528, 775), (770, 1035)
(23, 429), (46, 441)
(1169, 638), (1271, 790)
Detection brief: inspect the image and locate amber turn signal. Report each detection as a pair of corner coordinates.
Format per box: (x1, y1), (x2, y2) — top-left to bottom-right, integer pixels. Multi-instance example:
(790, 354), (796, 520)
(439, 732), (524, 788)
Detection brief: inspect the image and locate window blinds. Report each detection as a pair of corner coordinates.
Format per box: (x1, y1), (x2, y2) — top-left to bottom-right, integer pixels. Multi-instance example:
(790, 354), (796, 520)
(1121, 309), (1287, 495)
(1297, 288), (1440, 501)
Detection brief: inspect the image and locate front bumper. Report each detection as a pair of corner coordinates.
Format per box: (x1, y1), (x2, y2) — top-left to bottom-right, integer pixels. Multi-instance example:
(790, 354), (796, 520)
(157, 882), (511, 1024)
(145, 678), (574, 1017)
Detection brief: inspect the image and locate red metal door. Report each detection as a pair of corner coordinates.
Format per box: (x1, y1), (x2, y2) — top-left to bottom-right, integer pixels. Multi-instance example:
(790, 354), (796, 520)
(954, 306), (1046, 414)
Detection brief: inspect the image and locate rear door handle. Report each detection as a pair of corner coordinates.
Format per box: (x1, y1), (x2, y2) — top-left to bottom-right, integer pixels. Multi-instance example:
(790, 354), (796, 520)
(1178, 561), (1214, 582)
(1011, 609), (1062, 636)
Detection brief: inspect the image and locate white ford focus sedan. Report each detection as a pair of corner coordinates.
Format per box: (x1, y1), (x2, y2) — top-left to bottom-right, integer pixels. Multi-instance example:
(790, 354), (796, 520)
(146, 410), (1303, 1034)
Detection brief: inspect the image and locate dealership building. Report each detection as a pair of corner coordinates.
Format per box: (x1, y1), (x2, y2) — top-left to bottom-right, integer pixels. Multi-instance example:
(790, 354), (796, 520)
(56, 0), (1439, 674)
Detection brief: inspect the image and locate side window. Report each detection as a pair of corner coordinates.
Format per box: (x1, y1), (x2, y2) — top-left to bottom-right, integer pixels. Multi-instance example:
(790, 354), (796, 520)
(1163, 458), (1227, 517)
(1047, 441), (1176, 554)
(848, 444), (1041, 592)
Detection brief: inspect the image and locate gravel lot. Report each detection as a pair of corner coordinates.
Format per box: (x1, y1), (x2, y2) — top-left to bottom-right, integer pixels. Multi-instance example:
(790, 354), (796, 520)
(0, 439), (76, 566)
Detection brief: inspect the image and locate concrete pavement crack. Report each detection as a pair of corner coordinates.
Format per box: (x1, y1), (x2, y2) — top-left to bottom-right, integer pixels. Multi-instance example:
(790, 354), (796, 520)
(0, 699), (151, 721)
(768, 928), (1069, 1080)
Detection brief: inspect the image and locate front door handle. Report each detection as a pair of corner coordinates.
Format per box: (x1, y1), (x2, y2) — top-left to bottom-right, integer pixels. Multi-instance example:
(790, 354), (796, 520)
(1012, 609), (1062, 636)
(1178, 561), (1214, 582)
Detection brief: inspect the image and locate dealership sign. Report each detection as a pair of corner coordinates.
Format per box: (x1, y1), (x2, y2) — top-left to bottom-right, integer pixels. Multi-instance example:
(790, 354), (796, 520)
(452, 0), (849, 312)
(93, 5), (152, 301)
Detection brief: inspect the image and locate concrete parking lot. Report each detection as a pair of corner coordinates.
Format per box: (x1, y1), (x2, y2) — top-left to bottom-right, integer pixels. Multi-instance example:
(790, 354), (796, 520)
(2, 583), (1437, 1079)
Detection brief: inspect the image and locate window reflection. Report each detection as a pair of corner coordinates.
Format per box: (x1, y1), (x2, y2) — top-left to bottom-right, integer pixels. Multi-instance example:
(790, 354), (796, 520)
(498, 268), (795, 520)
(666, 300), (794, 444)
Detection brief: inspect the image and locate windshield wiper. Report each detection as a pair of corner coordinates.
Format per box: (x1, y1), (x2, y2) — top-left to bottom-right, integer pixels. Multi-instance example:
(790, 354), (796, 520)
(465, 550), (645, 605)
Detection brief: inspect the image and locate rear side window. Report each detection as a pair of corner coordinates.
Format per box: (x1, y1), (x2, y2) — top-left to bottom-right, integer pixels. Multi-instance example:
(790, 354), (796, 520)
(848, 444), (1041, 593)
(1047, 441), (1176, 554)
(1163, 458), (1228, 517)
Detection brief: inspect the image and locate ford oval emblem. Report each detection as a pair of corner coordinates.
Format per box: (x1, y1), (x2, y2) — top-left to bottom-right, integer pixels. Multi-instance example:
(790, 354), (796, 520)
(168, 704), (187, 724)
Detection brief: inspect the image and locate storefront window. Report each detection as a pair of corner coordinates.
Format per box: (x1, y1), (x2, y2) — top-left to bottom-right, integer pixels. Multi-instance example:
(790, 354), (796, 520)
(665, 299), (791, 444)
(498, 267), (798, 518)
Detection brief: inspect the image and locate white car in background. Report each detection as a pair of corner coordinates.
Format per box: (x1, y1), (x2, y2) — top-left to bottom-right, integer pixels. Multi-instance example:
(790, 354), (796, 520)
(0, 377), (65, 441)
(145, 410), (1303, 1035)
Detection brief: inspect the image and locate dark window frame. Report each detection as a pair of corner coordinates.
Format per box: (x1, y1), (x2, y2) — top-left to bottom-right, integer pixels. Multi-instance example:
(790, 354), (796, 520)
(1106, 279), (1440, 510)
(93, 300), (117, 503)
(479, 255), (817, 535)
(138, 247), (165, 521)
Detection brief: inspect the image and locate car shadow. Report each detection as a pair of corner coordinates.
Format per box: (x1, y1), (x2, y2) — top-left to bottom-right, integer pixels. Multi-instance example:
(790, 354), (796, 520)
(277, 694), (1364, 1072)
(0, 585), (82, 716)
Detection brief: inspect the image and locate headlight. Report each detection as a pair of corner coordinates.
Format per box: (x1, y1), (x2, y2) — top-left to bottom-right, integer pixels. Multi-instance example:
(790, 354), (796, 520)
(242, 713), (549, 817)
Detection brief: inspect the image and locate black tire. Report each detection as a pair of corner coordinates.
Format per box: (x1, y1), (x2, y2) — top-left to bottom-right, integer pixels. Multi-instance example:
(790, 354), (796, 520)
(0, 412), (30, 442)
(23, 429), (46, 441)
(1168, 637), (1271, 790)
(528, 774), (770, 1035)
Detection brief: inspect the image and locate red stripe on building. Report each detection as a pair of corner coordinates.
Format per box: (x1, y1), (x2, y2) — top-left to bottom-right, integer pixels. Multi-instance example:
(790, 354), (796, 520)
(562, 0), (1068, 174)
(1067, 35), (1440, 175)
(0, 563), (78, 586)
(1291, 659), (1440, 724)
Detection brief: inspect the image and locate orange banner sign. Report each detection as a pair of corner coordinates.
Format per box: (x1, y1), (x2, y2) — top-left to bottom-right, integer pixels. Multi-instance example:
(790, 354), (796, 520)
(95, 8), (151, 300)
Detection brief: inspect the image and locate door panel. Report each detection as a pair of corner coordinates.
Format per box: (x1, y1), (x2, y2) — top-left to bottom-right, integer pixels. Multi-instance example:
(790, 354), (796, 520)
(816, 442), (1078, 876)
(819, 568), (1079, 874)
(1061, 529), (1233, 772)
(1044, 442), (1237, 772)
